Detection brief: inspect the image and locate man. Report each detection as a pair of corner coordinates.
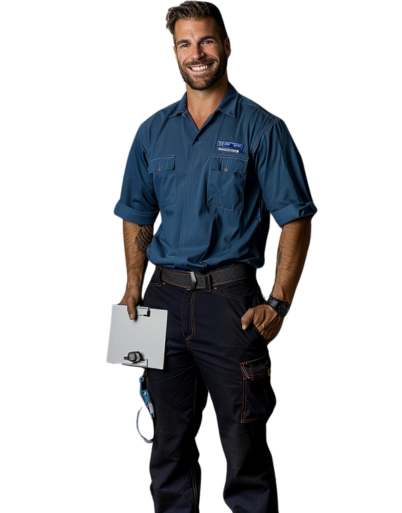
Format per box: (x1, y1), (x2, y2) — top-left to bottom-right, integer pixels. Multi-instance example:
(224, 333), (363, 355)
(114, 2), (317, 512)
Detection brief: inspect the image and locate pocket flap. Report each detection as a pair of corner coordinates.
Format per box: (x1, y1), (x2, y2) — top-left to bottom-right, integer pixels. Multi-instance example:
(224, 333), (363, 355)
(209, 156), (248, 174)
(240, 352), (271, 379)
(148, 156), (175, 174)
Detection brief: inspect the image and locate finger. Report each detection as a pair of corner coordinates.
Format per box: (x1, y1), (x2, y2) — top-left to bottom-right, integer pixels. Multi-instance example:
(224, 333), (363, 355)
(241, 308), (255, 330)
(127, 296), (137, 320)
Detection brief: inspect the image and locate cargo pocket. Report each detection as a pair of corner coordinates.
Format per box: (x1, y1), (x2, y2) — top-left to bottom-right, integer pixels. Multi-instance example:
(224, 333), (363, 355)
(148, 155), (176, 208)
(239, 352), (275, 423)
(207, 155), (248, 211)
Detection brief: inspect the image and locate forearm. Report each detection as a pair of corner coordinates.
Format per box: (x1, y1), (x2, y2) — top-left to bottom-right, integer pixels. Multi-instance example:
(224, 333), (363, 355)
(270, 216), (312, 305)
(122, 220), (154, 288)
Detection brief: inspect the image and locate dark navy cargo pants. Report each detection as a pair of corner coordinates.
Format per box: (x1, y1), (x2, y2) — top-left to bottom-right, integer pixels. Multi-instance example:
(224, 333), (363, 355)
(141, 264), (279, 513)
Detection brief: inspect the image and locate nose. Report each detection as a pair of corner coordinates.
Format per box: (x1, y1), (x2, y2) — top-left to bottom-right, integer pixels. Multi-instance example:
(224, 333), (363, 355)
(190, 43), (206, 62)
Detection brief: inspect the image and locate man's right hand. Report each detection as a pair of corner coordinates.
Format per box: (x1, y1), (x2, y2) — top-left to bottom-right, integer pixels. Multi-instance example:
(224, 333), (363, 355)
(118, 283), (142, 320)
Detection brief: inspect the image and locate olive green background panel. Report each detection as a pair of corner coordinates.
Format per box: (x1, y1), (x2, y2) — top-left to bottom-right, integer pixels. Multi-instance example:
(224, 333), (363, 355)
(1, 89), (183, 368)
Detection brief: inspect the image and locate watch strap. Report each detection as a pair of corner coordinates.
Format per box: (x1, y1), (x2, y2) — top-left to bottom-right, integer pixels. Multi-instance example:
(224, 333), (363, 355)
(267, 295), (291, 317)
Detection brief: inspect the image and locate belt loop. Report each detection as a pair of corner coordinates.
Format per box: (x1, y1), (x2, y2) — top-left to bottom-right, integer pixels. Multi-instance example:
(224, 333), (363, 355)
(156, 266), (162, 287)
(187, 271), (197, 291)
(204, 273), (212, 292)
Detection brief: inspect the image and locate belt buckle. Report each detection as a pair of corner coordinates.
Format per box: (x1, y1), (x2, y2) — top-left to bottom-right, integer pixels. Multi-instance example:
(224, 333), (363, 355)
(187, 271), (197, 291)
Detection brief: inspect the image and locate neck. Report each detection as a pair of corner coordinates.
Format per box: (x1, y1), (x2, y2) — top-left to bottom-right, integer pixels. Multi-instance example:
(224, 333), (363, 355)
(186, 81), (229, 116)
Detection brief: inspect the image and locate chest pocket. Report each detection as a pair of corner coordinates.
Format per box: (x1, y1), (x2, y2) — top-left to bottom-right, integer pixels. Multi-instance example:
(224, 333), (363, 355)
(148, 155), (176, 209)
(207, 155), (249, 211)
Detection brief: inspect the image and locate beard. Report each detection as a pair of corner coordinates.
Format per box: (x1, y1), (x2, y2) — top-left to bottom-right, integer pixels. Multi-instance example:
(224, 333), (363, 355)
(177, 53), (228, 91)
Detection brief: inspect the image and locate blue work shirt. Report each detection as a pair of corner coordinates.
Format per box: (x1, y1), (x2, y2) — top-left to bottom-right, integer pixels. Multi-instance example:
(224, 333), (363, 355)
(114, 81), (317, 272)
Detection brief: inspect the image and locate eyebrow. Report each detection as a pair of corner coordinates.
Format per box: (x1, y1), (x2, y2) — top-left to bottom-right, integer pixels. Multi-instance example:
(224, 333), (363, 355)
(175, 35), (217, 46)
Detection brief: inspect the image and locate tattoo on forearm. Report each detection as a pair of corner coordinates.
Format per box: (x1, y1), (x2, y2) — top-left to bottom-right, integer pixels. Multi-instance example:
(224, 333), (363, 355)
(135, 224), (153, 253)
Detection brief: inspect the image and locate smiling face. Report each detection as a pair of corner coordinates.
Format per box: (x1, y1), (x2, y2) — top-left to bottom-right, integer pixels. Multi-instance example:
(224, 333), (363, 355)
(173, 17), (230, 91)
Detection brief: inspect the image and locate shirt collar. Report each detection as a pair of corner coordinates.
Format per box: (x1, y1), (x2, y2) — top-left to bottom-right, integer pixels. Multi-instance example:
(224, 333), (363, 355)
(168, 81), (239, 118)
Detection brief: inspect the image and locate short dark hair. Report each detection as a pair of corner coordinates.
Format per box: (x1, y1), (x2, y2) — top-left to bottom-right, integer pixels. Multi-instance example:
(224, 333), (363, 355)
(166, 1), (228, 45)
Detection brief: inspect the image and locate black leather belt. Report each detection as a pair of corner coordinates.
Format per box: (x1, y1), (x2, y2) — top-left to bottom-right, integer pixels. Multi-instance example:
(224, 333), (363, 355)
(156, 263), (256, 291)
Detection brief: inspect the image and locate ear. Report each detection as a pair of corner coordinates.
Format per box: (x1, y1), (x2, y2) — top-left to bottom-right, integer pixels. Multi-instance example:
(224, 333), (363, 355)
(224, 37), (231, 58)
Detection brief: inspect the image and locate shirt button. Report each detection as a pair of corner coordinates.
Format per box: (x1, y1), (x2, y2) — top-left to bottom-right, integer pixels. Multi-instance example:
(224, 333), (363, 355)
(158, 168), (161, 172)
(224, 167), (228, 172)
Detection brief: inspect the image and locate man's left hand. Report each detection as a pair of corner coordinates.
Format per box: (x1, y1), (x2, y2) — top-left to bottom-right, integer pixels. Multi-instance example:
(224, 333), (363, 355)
(241, 305), (284, 345)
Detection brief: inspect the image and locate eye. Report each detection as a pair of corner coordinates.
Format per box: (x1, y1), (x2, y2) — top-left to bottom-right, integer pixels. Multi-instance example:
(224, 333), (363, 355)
(180, 39), (213, 48)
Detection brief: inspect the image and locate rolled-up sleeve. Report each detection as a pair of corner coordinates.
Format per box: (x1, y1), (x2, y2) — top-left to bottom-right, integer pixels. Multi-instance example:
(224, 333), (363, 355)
(252, 118), (317, 226)
(114, 125), (159, 225)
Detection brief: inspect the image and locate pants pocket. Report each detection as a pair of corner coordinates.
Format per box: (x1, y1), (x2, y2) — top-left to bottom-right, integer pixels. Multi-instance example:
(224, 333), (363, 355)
(250, 322), (266, 344)
(239, 352), (276, 423)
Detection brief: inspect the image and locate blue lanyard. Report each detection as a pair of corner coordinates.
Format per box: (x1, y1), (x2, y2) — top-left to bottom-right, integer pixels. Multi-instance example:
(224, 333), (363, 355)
(135, 376), (155, 443)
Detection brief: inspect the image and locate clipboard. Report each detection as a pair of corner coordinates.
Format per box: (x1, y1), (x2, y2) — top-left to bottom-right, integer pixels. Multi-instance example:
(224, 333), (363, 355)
(106, 304), (168, 369)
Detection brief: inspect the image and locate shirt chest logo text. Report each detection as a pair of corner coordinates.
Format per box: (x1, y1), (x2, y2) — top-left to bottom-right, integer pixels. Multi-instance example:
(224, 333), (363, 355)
(216, 140), (244, 153)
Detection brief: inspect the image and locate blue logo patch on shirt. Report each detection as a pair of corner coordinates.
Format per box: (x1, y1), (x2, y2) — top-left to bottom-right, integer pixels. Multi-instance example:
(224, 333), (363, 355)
(216, 140), (244, 153)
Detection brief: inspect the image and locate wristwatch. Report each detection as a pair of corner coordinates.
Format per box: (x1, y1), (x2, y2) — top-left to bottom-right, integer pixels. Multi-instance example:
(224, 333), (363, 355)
(267, 295), (291, 317)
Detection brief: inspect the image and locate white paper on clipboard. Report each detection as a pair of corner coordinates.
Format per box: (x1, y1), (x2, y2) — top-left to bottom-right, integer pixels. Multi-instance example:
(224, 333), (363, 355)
(107, 305), (168, 369)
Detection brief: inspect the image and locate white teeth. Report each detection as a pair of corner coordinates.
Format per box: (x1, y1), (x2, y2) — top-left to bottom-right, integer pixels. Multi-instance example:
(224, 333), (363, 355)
(190, 64), (211, 71)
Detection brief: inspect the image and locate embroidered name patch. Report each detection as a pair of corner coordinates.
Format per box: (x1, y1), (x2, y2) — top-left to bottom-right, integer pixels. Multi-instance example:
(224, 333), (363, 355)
(216, 140), (244, 153)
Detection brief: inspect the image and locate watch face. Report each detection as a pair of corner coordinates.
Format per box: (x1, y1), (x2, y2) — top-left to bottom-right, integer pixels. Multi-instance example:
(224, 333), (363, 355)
(278, 304), (288, 316)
